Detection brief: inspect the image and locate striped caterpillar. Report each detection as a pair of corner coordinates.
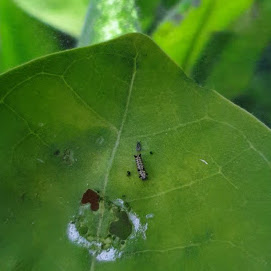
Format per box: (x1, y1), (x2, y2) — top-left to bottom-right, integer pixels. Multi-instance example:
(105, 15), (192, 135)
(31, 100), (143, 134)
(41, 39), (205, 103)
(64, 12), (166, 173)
(134, 154), (148, 180)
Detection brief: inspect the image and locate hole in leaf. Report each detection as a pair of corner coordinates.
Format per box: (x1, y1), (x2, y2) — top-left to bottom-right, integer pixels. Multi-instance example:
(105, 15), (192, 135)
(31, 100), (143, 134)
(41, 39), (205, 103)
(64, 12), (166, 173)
(79, 225), (88, 235)
(109, 210), (132, 240)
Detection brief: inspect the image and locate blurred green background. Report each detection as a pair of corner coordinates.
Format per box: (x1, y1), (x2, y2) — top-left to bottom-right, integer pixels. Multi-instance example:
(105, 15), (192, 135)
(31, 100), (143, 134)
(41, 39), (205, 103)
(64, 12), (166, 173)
(1, 0), (271, 126)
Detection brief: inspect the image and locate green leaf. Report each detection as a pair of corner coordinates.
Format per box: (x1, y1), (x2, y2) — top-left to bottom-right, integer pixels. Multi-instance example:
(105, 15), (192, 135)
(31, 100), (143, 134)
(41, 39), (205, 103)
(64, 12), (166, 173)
(153, 0), (253, 73)
(13, 0), (179, 38)
(0, 0), (60, 74)
(136, 0), (162, 31)
(13, 0), (89, 37)
(135, 0), (180, 33)
(193, 0), (271, 98)
(0, 33), (271, 270)
(233, 43), (271, 127)
(78, 0), (139, 47)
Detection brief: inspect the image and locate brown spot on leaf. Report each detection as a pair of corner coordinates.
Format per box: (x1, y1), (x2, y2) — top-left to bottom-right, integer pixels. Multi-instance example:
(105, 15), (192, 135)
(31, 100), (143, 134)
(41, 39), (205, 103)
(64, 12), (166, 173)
(81, 189), (100, 211)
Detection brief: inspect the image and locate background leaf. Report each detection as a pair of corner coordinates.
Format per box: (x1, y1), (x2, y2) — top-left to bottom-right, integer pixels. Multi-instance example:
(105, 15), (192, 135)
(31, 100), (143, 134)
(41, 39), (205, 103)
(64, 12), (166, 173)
(78, 0), (139, 47)
(233, 42), (271, 127)
(135, 0), (180, 33)
(190, 0), (271, 127)
(192, 0), (271, 99)
(153, 0), (253, 73)
(13, 0), (89, 37)
(0, 33), (271, 270)
(13, 0), (182, 38)
(151, 0), (271, 127)
(13, 0), (179, 38)
(0, 0), (60, 74)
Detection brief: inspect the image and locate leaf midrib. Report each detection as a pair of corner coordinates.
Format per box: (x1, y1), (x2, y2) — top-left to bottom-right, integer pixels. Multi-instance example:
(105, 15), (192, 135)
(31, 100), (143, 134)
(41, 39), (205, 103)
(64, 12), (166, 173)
(90, 50), (138, 271)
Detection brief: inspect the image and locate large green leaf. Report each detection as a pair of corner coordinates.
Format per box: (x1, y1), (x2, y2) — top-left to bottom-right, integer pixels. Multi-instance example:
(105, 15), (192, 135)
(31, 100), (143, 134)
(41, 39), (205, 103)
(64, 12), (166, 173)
(0, 0), (60, 74)
(153, 0), (253, 73)
(0, 33), (271, 270)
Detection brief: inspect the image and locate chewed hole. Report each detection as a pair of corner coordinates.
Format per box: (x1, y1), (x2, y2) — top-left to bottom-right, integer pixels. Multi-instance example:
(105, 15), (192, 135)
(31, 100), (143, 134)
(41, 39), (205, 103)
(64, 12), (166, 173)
(109, 211), (132, 240)
(67, 197), (149, 262)
(79, 226), (88, 235)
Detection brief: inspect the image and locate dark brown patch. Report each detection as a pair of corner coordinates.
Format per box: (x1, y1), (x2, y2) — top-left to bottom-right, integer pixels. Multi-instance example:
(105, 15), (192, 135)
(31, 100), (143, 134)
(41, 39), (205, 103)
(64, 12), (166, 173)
(81, 189), (100, 211)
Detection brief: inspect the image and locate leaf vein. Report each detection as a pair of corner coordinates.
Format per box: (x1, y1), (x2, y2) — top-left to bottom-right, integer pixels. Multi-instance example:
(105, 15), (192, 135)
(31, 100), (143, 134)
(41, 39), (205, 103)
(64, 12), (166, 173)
(61, 76), (118, 133)
(2, 102), (49, 147)
(126, 116), (208, 139)
(208, 117), (271, 169)
(128, 172), (219, 203)
(90, 52), (138, 271)
(127, 243), (200, 255)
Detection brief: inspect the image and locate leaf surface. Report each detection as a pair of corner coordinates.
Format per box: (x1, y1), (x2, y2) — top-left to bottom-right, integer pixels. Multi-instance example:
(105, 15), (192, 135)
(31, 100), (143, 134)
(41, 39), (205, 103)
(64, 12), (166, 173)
(0, 33), (271, 271)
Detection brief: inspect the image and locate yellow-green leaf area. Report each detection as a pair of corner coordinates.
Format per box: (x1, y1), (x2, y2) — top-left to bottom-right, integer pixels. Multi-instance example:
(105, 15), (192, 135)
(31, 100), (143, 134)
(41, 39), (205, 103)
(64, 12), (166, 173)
(0, 33), (271, 271)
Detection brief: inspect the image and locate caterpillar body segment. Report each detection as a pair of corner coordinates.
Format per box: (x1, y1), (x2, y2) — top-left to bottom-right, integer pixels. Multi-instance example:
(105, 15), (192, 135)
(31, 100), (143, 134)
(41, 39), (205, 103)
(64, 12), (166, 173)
(134, 154), (148, 180)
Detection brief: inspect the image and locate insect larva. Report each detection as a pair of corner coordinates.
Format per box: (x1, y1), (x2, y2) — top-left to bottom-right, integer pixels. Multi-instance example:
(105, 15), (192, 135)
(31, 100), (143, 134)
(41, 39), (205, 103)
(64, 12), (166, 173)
(136, 141), (141, 152)
(134, 154), (148, 180)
